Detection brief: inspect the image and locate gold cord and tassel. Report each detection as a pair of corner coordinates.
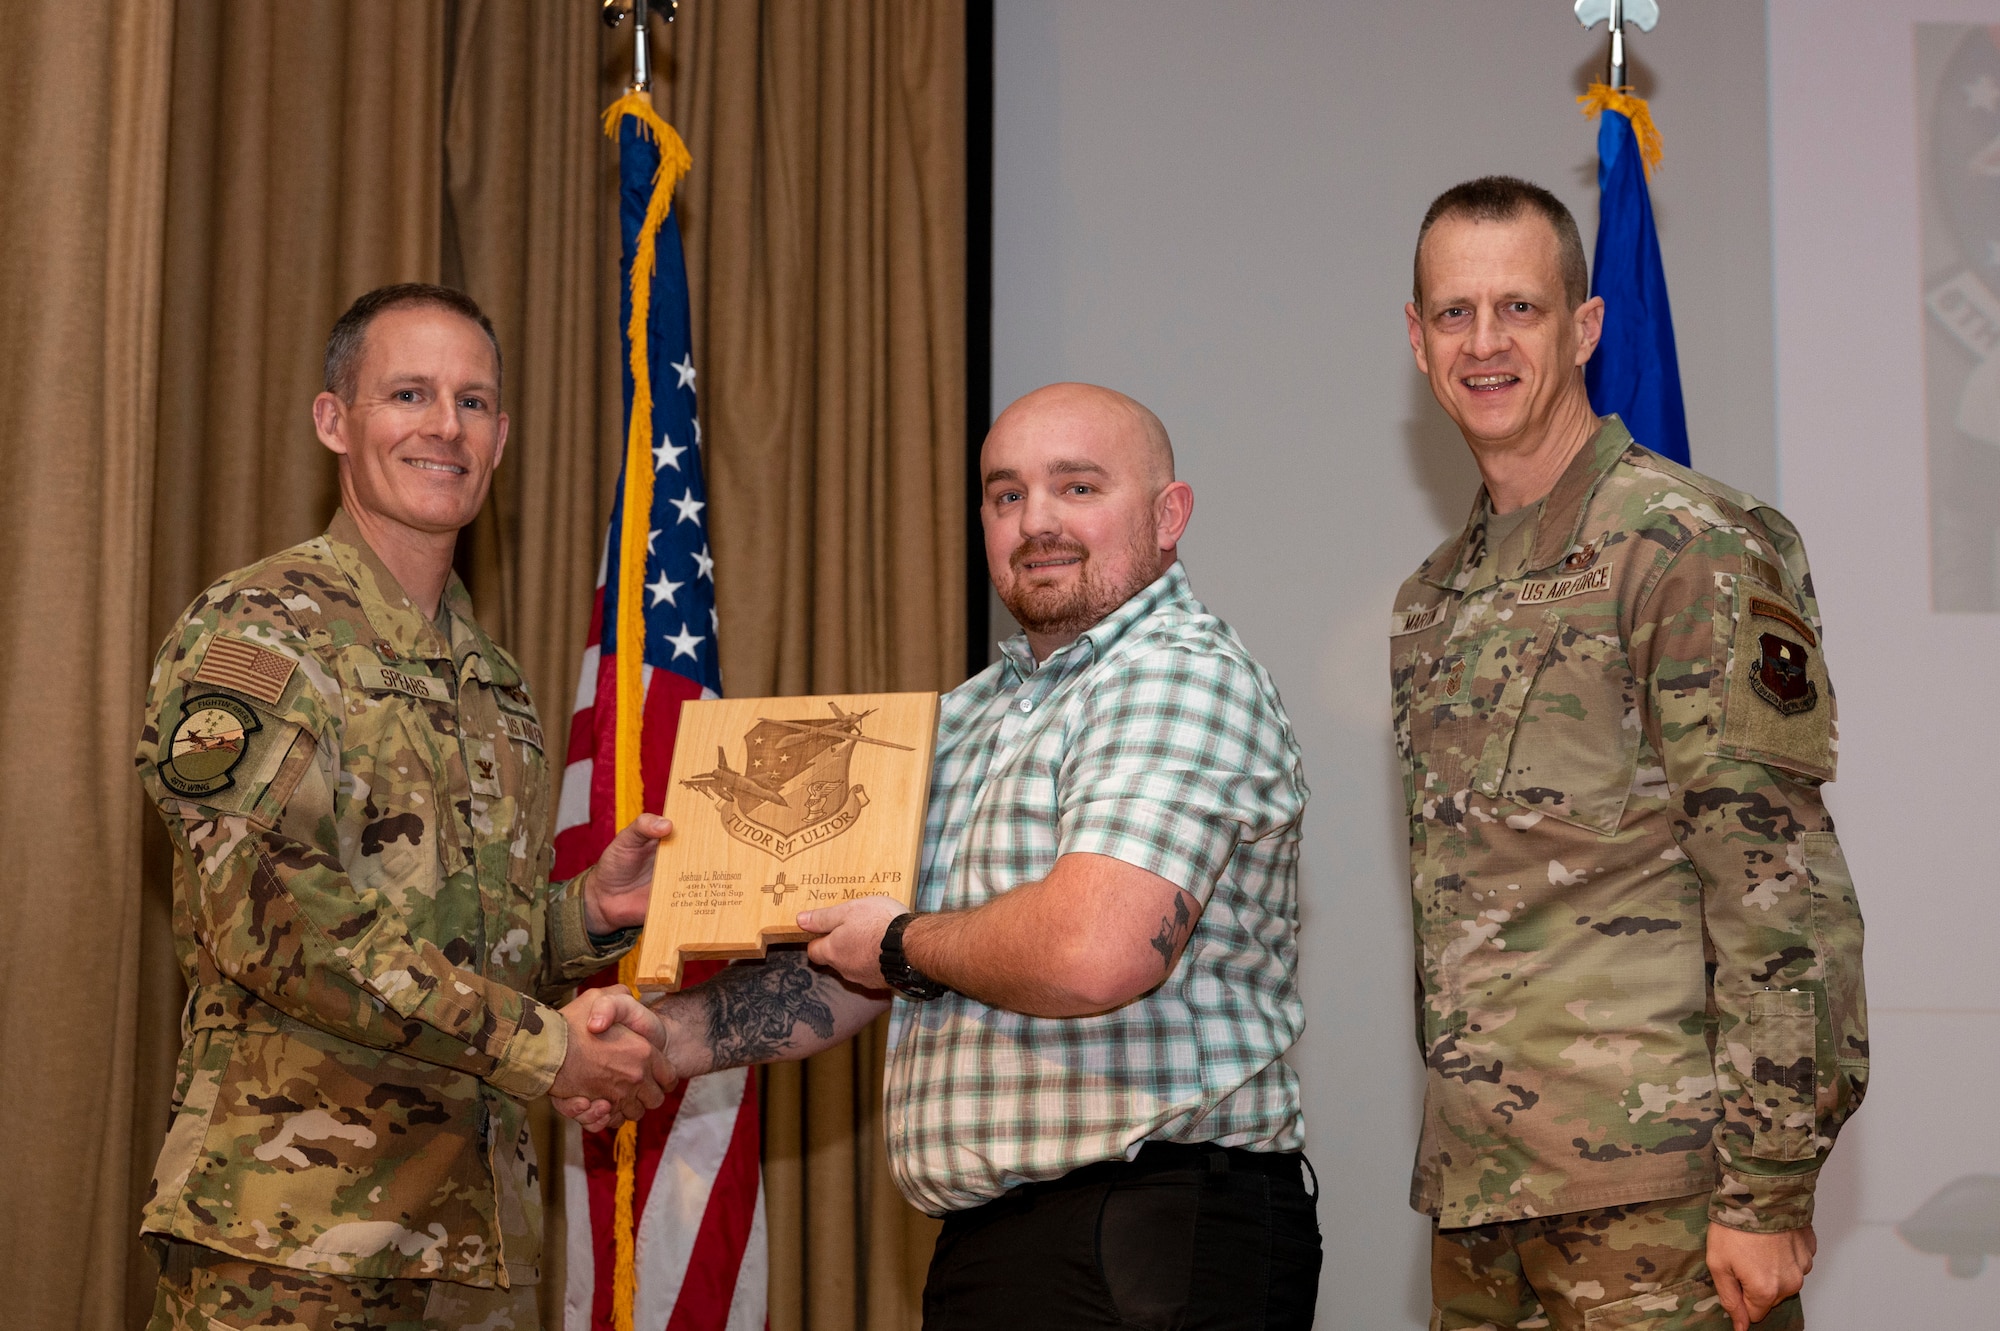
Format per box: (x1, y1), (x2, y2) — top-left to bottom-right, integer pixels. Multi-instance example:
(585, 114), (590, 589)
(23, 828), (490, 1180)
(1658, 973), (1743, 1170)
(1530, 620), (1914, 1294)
(1578, 82), (1663, 175)
(601, 87), (694, 1331)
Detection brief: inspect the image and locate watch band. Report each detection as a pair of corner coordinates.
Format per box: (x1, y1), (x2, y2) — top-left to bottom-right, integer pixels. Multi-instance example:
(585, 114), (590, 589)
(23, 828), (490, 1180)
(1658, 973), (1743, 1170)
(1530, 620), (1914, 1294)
(879, 912), (948, 1001)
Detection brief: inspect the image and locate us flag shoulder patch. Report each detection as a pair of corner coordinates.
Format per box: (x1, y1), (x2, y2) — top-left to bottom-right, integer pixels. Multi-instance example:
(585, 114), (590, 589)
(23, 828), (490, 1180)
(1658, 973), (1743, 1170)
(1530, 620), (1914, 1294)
(192, 635), (297, 706)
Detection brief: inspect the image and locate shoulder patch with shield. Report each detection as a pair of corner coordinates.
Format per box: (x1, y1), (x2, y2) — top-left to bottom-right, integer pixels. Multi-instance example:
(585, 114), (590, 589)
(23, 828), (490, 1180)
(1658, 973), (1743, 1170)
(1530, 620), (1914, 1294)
(160, 694), (261, 797)
(1713, 581), (1835, 781)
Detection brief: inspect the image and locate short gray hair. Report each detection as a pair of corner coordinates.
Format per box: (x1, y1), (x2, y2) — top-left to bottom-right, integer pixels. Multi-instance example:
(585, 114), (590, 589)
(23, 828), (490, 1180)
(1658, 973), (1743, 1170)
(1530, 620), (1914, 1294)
(1413, 176), (1589, 310)
(323, 283), (501, 402)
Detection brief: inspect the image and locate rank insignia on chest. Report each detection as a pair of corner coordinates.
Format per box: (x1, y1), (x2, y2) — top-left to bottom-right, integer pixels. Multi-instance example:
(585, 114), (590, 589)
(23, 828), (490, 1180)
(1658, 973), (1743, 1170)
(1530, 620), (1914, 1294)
(160, 694), (261, 797)
(1433, 655), (1468, 701)
(1558, 540), (1601, 573)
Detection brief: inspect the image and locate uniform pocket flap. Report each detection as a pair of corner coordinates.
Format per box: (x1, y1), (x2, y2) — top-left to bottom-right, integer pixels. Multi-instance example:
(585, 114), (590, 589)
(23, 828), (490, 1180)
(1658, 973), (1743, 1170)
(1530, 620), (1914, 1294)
(1747, 988), (1819, 1161)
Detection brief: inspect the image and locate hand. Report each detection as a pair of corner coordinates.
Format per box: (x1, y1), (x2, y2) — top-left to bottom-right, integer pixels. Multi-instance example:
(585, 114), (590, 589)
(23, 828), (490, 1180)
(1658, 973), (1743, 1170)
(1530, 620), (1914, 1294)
(584, 813), (674, 934)
(548, 987), (674, 1129)
(798, 895), (907, 989)
(1708, 1221), (1815, 1331)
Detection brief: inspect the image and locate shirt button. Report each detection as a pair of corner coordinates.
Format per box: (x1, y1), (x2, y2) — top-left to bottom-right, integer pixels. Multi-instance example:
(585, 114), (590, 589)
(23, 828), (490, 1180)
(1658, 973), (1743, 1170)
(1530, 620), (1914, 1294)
(1017, 698), (1033, 713)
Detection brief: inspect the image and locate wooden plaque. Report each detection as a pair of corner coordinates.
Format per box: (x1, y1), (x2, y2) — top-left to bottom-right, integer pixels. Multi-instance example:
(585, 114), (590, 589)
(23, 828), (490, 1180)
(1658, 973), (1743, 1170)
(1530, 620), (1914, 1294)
(635, 692), (940, 988)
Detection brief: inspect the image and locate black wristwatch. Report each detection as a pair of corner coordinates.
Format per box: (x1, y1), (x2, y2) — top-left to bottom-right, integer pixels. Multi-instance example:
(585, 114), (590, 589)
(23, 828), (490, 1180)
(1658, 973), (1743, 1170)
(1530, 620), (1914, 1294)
(879, 912), (948, 1001)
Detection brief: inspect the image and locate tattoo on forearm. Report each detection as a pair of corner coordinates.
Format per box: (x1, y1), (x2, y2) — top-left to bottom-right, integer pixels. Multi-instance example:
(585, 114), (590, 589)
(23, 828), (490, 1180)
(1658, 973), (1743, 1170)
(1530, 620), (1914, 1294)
(1148, 895), (1192, 965)
(703, 950), (839, 1068)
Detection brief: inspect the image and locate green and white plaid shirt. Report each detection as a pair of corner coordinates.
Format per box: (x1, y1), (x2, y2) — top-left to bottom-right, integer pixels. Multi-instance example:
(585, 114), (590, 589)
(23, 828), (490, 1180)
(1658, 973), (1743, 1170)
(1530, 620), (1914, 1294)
(884, 563), (1309, 1215)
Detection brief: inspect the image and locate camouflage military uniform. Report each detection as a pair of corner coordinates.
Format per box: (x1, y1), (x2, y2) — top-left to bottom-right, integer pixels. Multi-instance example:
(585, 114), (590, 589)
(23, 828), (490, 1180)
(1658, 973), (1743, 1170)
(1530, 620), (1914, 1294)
(1429, 1193), (1798, 1331)
(135, 510), (630, 1316)
(1390, 420), (1868, 1249)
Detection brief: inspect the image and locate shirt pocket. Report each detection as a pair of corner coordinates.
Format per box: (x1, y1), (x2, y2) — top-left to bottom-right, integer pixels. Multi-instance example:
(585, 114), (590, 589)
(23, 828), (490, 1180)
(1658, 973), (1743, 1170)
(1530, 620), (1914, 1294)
(343, 655), (460, 917)
(1498, 612), (1642, 834)
(1390, 607), (1451, 809)
(493, 684), (550, 883)
(1409, 617), (1552, 799)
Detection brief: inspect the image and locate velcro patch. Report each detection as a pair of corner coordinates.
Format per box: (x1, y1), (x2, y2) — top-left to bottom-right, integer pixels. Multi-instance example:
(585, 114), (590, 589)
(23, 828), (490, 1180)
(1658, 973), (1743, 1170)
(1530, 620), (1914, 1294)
(192, 635), (296, 706)
(1717, 580), (1834, 780)
(357, 662), (451, 701)
(1744, 556), (1786, 592)
(161, 694), (261, 796)
(500, 711), (544, 751)
(1517, 565), (1612, 605)
(1392, 601), (1448, 636)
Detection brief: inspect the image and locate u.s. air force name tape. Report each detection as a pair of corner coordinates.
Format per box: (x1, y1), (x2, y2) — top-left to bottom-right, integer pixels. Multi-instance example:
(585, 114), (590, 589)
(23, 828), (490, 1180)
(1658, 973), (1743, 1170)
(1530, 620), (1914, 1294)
(500, 711), (545, 750)
(1517, 565), (1612, 606)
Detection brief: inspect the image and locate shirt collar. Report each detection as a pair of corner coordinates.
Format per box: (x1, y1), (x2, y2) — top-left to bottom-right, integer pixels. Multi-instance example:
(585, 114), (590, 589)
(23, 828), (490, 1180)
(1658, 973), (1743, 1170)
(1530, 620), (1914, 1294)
(995, 561), (1193, 682)
(1419, 415), (1634, 593)
(324, 508), (476, 665)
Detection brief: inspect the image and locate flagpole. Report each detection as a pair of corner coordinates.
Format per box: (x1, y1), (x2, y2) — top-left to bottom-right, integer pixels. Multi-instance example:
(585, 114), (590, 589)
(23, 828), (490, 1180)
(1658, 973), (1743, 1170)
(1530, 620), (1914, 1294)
(592, 8), (699, 1328)
(1607, 0), (1625, 88)
(602, 0), (679, 92)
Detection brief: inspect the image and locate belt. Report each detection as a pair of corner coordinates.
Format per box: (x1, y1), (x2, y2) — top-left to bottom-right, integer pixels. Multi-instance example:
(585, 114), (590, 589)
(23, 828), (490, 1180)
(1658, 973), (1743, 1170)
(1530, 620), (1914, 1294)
(972, 1142), (1314, 1214)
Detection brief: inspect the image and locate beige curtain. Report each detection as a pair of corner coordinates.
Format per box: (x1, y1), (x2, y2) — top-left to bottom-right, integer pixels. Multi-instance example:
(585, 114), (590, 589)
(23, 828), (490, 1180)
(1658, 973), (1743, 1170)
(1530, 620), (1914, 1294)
(0, 2), (963, 1328)
(0, 2), (174, 1327)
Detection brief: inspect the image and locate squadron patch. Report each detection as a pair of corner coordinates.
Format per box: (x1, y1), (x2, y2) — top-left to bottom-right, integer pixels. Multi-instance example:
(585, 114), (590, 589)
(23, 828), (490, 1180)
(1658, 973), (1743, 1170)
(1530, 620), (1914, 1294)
(160, 694), (261, 797)
(1747, 599), (1818, 716)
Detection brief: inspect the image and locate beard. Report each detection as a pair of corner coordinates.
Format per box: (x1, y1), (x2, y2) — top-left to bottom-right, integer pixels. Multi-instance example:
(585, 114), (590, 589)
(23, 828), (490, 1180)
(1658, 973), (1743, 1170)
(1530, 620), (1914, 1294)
(997, 530), (1161, 641)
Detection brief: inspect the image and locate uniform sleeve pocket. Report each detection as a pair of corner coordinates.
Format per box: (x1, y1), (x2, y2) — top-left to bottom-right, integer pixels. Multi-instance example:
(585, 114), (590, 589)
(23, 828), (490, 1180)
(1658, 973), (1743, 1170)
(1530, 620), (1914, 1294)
(1747, 988), (1819, 1161)
(1802, 831), (1869, 1122)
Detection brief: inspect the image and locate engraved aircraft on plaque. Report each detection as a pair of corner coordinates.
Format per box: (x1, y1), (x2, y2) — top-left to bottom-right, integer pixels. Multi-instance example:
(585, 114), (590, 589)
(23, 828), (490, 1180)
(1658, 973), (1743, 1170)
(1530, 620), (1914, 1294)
(636, 692), (939, 989)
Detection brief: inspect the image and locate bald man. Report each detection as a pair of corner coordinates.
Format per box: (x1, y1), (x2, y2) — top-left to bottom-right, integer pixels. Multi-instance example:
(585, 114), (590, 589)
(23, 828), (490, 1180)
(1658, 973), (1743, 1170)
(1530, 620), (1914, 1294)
(569, 384), (1320, 1327)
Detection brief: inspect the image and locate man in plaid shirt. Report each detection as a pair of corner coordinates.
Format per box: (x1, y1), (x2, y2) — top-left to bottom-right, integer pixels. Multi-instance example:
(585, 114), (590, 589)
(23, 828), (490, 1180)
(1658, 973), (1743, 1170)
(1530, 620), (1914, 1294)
(568, 383), (1318, 1328)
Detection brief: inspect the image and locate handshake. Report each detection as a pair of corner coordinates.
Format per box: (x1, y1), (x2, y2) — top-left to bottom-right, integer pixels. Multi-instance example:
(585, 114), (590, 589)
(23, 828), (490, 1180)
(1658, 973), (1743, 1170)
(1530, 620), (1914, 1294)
(546, 986), (678, 1131)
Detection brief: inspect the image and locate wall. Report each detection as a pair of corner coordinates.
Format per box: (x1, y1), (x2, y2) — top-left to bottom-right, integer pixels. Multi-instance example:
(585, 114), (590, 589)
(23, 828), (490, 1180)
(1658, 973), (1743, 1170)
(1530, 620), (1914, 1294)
(989, 2), (1778, 1324)
(1769, 1), (2000, 1322)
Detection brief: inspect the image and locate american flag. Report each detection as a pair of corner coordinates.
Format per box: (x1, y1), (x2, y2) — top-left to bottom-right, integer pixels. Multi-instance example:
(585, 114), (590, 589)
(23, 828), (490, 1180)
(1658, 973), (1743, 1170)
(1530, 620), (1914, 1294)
(555, 92), (766, 1331)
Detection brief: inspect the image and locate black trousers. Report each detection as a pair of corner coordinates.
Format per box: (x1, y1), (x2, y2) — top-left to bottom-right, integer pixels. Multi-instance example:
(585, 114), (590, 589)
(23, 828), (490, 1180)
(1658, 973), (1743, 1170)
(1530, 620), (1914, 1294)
(922, 1142), (1322, 1330)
